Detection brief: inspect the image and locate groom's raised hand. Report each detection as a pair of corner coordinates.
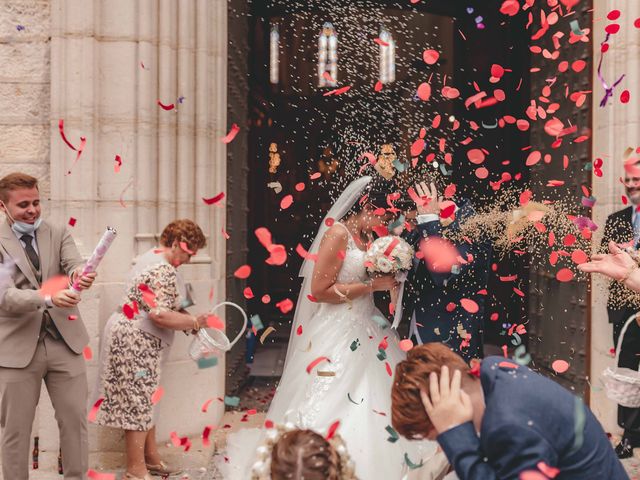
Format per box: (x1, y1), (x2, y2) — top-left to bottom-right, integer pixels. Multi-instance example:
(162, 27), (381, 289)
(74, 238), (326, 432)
(414, 182), (441, 216)
(420, 366), (474, 435)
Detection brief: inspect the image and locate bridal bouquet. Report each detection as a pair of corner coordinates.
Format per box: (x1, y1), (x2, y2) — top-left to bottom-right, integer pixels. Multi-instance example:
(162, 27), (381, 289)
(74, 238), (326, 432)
(364, 235), (414, 275)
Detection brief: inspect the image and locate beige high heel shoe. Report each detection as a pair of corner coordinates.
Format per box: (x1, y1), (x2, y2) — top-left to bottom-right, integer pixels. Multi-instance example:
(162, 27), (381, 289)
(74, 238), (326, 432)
(146, 461), (183, 476)
(123, 472), (153, 480)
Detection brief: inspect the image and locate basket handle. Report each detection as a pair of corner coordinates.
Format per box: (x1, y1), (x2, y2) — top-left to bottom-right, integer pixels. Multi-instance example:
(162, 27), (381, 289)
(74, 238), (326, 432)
(209, 301), (248, 349)
(615, 313), (639, 366)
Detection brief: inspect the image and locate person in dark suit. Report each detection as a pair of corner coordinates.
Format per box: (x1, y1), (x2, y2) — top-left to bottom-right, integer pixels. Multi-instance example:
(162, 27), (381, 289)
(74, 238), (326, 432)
(599, 173), (640, 458)
(391, 343), (628, 480)
(402, 181), (491, 362)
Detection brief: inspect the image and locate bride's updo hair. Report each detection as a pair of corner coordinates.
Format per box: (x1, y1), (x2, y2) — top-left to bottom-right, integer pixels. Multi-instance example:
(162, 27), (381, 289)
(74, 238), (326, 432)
(344, 176), (400, 218)
(270, 429), (341, 480)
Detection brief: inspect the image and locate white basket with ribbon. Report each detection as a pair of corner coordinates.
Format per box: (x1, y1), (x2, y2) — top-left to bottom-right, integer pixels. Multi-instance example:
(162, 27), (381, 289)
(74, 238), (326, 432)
(189, 301), (248, 361)
(603, 313), (640, 408)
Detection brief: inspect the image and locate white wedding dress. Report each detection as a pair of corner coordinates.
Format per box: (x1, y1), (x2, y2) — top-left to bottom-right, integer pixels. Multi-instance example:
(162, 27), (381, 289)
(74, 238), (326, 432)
(220, 222), (441, 479)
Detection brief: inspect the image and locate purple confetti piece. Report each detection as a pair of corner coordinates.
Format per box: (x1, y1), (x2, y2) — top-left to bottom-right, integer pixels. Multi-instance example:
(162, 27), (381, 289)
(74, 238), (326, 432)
(597, 33), (626, 107)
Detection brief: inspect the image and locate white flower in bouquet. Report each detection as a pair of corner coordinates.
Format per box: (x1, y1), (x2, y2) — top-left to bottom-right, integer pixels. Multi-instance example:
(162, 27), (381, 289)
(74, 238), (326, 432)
(365, 235), (414, 275)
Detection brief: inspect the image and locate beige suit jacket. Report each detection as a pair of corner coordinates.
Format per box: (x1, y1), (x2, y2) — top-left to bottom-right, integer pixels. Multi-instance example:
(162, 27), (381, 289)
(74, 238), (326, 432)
(0, 219), (87, 368)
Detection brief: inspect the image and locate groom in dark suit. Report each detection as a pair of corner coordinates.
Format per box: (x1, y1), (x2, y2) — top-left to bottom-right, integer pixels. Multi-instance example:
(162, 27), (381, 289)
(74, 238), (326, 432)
(600, 172), (640, 458)
(402, 181), (491, 362)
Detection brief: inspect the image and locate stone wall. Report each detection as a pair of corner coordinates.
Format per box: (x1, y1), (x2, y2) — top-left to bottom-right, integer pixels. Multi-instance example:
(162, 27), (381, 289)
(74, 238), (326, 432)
(591, 0), (640, 435)
(0, 0), (229, 473)
(0, 0), (51, 194)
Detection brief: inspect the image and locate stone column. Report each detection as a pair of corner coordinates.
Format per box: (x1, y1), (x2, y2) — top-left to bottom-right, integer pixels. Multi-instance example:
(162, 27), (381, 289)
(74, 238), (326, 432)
(48, 0), (228, 465)
(591, 0), (640, 434)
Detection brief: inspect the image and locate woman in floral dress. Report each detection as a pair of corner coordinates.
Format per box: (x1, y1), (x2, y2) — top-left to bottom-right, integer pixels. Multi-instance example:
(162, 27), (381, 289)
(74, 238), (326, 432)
(94, 219), (208, 480)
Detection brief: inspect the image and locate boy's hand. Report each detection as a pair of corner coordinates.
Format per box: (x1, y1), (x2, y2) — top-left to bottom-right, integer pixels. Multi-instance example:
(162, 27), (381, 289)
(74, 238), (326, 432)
(420, 366), (474, 434)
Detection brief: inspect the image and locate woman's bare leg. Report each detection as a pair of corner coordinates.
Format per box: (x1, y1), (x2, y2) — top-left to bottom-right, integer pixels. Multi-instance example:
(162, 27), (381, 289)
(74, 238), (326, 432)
(144, 426), (162, 466)
(125, 430), (149, 478)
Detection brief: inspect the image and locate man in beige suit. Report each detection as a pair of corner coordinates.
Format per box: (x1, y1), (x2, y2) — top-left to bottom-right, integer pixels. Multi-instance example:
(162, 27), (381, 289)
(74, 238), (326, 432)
(0, 172), (96, 480)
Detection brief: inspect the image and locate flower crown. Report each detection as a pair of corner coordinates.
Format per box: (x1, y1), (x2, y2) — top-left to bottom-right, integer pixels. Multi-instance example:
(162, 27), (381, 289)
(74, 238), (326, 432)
(250, 422), (358, 479)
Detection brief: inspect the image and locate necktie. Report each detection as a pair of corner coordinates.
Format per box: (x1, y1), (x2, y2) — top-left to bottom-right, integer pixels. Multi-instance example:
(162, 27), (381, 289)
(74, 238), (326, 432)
(20, 234), (40, 271)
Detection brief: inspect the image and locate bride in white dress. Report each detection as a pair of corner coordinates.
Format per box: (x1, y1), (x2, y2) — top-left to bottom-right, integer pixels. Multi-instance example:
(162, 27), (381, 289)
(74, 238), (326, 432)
(221, 176), (442, 479)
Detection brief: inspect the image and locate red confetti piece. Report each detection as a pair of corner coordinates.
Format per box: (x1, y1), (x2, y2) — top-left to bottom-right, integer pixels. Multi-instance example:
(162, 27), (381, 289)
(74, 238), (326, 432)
(513, 287), (525, 297)
(552, 360), (569, 374)
(114, 154), (122, 173)
(179, 241), (194, 255)
(422, 49), (440, 65)
(40, 275), (70, 298)
(635, 18), (640, 29)
(280, 195), (294, 210)
(68, 315), (77, 320)
(296, 325), (303, 335)
(520, 471), (549, 480)
(399, 339), (413, 352)
(500, 0), (520, 16)
(234, 265), (251, 279)
(461, 298), (479, 314)
(420, 237), (459, 273)
(157, 99), (175, 110)
(221, 123), (240, 144)
(310, 172), (321, 180)
(417, 82), (431, 101)
(88, 398), (104, 422)
(203, 192), (225, 205)
(326, 420), (340, 440)
(537, 462), (560, 478)
(385, 361), (393, 376)
(275, 298), (294, 314)
(467, 149), (485, 165)
(498, 361), (518, 369)
(202, 425), (213, 447)
(440, 204), (456, 219)
(306, 356), (330, 374)
(571, 250), (588, 265)
(88, 470), (116, 480)
(620, 90), (630, 104)
(374, 81), (383, 92)
(323, 85), (351, 96)
(68, 217), (77, 227)
(83, 346), (93, 360)
(138, 284), (157, 308)
(201, 398), (214, 413)
(295, 182), (305, 192)
(151, 386), (164, 404)
(556, 268), (574, 282)
(243, 287), (254, 299)
(261, 294), (271, 304)
(207, 314), (225, 330)
(374, 37), (390, 46)
(58, 119), (85, 151)
(411, 138), (426, 157)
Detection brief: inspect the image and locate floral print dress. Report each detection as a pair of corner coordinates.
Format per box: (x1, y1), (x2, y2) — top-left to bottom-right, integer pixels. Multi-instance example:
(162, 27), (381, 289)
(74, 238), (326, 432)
(96, 262), (180, 431)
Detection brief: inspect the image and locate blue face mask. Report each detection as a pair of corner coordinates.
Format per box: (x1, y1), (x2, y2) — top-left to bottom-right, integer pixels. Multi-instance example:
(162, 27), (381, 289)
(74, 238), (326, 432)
(11, 217), (42, 236)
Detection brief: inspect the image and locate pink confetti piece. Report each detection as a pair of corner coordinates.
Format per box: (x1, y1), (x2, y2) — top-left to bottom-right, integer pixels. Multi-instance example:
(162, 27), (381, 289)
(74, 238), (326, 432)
(422, 49), (440, 65)
(221, 123), (240, 143)
(88, 470), (116, 480)
(88, 398), (104, 423)
(307, 356), (330, 374)
(202, 425), (214, 447)
(114, 154), (122, 173)
(552, 359), (569, 374)
(151, 386), (164, 405)
(233, 265), (251, 279)
(556, 268), (574, 282)
(201, 398), (214, 413)
(83, 346), (93, 360)
(537, 462), (560, 478)
(275, 298), (294, 314)
(399, 339), (413, 352)
(460, 298), (479, 314)
(280, 195), (294, 210)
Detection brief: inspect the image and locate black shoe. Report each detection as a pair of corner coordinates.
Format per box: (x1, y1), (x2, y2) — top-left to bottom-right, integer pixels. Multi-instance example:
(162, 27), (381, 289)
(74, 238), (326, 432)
(615, 438), (634, 459)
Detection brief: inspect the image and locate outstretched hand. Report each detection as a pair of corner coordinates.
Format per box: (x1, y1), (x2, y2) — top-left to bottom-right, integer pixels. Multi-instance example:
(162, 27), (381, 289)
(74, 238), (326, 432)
(414, 182), (441, 216)
(420, 366), (474, 435)
(578, 241), (637, 282)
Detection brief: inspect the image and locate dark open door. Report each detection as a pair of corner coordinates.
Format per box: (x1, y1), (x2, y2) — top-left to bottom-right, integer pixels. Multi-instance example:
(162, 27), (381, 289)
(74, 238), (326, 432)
(527, 2), (593, 398)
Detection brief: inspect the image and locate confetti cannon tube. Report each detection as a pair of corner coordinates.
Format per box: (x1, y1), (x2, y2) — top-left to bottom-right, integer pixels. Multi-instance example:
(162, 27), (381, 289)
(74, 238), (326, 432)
(71, 227), (117, 293)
